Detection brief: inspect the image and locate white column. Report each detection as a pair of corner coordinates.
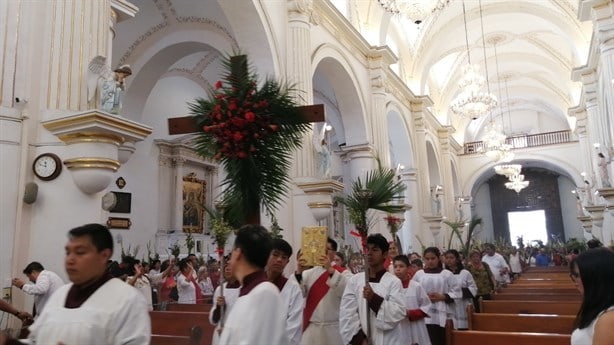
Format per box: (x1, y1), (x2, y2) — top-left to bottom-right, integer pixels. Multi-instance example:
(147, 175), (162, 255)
(367, 50), (391, 168)
(399, 169), (419, 252)
(288, 0), (316, 181)
(595, 21), (614, 153)
(438, 127), (456, 218)
(172, 158), (186, 232)
(411, 102), (432, 214)
(341, 144), (376, 182)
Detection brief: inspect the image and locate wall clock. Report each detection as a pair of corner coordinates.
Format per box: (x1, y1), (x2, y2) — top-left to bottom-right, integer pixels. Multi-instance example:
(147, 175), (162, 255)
(32, 153), (62, 181)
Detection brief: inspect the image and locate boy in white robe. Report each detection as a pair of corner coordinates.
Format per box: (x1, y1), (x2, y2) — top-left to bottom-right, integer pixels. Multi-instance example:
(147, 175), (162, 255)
(22, 223), (150, 345)
(295, 237), (351, 345)
(444, 249), (477, 330)
(393, 255), (432, 345)
(209, 265), (240, 345)
(266, 238), (304, 345)
(340, 234), (406, 345)
(219, 225), (288, 345)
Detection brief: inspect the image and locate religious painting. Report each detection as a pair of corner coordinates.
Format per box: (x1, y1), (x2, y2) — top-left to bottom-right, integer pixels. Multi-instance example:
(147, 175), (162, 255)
(183, 173), (206, 233)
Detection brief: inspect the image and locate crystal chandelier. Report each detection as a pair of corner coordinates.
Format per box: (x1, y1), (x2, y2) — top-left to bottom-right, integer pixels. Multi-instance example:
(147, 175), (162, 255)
(505, 174), (529, 193)
(494, 164), (522, 179)
(378, 0), (451, 24)
(449, 0), (497, 120)
(482, 121), (507, 161)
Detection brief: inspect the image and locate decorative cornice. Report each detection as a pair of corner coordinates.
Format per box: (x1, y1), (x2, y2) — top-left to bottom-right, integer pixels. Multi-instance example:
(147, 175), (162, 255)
(64, 157), (121, 171)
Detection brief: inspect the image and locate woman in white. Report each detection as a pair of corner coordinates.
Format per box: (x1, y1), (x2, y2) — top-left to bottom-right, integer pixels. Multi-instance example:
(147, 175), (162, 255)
(444, 250), (477, 330)
(412, 247), (460, 345)
(198, 267), (214, 302)
(176, 259), (197, 304)
(570, 248), (614, 345)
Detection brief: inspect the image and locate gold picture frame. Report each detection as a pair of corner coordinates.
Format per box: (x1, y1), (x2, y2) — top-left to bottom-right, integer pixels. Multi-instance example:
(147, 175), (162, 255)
(183, 173), (206, 233)
(301, 226), (328, 267)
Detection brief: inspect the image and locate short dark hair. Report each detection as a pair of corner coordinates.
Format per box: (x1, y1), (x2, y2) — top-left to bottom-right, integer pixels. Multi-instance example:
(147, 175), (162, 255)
(178, 258), (190, 272)
(483, 243), (496, 251)
(68, 223), (114, 253)
(587, 239), (602, 249)
(410, 259), (423, 268)
(393, 255), (409, 266)
(272, 238), (293, 257)
(335, 251), (346, 265)
(160, 260), (171, 272)
(572, 248), (614, 328)
(367, 234), (389, 252)
(424, 247), (442, 268)
(444, 249), (464, 273)
(23, 262), (44, 274)
(234, 224), (272, 269)
(327, 237), (338, 251)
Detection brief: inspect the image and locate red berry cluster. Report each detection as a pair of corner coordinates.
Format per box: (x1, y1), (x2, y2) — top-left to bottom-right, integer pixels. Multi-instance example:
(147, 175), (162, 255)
(202, 81), (279, 160)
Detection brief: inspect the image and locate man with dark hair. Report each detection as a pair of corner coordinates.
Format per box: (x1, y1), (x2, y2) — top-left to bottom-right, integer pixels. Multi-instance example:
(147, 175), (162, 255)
(296, 236), (351, 345)
(587, 239), (602, 249)
(340, 233), (405, 345)
(266, 238), (303, 345)
(24, 223), (150, 345)
(481, 243), (510, 286)
(219, 224), (287, 345)
(12, 261), (64, 317)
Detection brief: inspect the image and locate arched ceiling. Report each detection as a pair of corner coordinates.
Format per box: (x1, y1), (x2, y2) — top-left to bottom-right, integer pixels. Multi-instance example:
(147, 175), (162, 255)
(350, 0), (593, 144)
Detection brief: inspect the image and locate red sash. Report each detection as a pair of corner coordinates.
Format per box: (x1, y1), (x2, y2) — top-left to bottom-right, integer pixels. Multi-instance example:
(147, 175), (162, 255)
(302, 266), (346, 331)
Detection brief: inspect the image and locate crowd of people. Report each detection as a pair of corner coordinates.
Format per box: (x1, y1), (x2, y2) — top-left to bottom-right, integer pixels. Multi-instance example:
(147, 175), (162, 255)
(0, 223), (613, 345)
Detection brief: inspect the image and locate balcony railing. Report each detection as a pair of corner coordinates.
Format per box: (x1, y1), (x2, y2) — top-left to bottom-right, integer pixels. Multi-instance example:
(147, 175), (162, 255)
(463, 130), (575, 155)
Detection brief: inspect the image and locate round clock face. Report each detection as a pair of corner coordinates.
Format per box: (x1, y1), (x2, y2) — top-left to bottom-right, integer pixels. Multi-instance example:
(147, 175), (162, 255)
(33, 153), (62, 181)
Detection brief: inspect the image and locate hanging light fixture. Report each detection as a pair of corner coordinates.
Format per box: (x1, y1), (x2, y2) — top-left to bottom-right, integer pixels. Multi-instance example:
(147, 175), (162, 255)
(378, 0), (451, 24)
(505, 173), (529, 193)
(494, 164), (522, 179)
(450, 0), (497, 120)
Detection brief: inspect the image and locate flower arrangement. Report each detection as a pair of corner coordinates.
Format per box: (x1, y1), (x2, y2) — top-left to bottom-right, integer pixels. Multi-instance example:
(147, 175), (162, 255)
(190, 54), (310, 224)
(184, 232), (195, 255)
(210, 217), (234, 253)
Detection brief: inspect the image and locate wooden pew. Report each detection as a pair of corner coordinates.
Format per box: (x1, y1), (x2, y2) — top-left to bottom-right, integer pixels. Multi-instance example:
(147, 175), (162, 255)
(467, 306), (575, 334)
(150, 311), (214, 345)
(151, 326), (203, 345)
(480, 300), (580, 315)
(446, 320), (570, 345)
(492, 293), (582, 301)
(166, 303), (213, 312)
(501, 287), (579, 294)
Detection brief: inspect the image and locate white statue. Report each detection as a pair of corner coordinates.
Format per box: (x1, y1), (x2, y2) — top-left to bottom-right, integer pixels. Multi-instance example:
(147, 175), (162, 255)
(87, 56), (132, 115)
(431, 186), (442, 215)
(312, 123), (331, 179)
(597, 152), (612, 188)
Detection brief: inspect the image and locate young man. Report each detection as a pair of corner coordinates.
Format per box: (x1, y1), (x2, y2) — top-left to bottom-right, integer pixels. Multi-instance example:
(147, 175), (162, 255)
(21, 224), (150, 345)
(393, 255), (431, 345)
(12, 261), (64, 316)
(296, 237), (351, 345)
(340, 234), (406, 345)
(219, 225), (288, 345)
(266, 238), (303, 345)
(209, 264), (241, 345)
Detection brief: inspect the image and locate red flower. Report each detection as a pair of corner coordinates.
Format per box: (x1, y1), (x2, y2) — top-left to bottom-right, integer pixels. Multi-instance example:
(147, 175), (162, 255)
(244, 111), (255, 122)
(233, 132), (244, 142)
(215, 81), (223, 89)
(228, 101), (237, 111)
(237, 151), (247, 159)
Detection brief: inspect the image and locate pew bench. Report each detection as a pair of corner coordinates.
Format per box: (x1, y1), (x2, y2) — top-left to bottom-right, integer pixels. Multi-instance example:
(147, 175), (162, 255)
(446, 320), (571, 345)
(467, 306), (575, 334)
(480, 300), (580, 315)
(165, 303), (213, 312)
(150, 311), (215, 345)
(500, 287), (579, 294)
(492, 293), (582, 301)
(151, 326), (203, 345)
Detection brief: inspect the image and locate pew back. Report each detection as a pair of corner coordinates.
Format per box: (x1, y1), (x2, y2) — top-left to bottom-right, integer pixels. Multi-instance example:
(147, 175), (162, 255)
(469, 312), (575, 334)
(150, 311), (214, 345)
(480, 300), (580, 315)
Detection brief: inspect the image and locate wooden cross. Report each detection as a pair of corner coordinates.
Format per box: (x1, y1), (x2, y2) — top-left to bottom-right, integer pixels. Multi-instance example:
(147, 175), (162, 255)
(168, 56), (325, 135)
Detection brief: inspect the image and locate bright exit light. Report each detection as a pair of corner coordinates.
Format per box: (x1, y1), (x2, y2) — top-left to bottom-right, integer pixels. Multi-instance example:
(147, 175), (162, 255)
(508, 210), (548, 245)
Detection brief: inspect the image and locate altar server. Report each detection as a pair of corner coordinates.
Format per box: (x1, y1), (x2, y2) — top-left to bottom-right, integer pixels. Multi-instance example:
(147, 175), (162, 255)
(209, 264), (240, 345)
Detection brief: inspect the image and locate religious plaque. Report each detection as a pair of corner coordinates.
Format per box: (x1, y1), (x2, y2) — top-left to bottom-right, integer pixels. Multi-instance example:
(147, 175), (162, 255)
(107, 217), (131, 230)
(301, 226), (328, 267)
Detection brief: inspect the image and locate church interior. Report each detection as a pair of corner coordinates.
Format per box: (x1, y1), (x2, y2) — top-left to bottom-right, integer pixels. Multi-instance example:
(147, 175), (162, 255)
(1, 0), (613, 324)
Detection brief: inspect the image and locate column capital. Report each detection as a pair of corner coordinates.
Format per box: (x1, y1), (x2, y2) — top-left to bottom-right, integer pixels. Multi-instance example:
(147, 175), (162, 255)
(339, 143), (375, 161)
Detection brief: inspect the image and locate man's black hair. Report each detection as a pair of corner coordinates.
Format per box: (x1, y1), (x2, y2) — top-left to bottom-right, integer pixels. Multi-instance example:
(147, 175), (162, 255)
(410, 259), (423, 268)
(23, 262), (44, 275)
(366, 233), (389, 252)
(327, 237), (338, 251)
(68, 223), (114, 254)
(393, 255), (409, 266)
(234, 224), (273, 269)
(272, 238), (293, 257)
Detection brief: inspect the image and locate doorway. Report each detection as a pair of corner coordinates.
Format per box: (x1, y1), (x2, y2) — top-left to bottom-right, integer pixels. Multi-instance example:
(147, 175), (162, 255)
(508, 209), (548, 246)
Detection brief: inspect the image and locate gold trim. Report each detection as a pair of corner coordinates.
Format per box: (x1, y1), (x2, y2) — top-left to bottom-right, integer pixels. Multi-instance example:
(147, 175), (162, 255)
(58, 132), (124, 145)
(43, 111), (153, 137)
(64, 157), (120, 171)
(307, 202), (332, 209)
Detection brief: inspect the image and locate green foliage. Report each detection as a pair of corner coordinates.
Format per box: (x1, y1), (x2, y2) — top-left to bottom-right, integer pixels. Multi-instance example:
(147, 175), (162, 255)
(443, 216), (482, 258)
(205, 205), (235, 250)
(168, 243), (181, 258)
(120, 243), (140, 261)
(269, 215), (284, 239)
(189, 54), (310, 223)
(335, 158), (406, 238)
(185, 232), (195, 255)
(146, 241), (160, 264)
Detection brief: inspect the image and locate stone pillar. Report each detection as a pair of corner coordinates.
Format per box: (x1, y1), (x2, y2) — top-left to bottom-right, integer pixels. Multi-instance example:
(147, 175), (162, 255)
(340, 144), (376, 182)
(594, 12), (614, 152)
(288, 0), (316, 181)
(438, 127), (455, 218)
(367, 49), (392, 167)
(171, 158), (186, 232)
(411, 101), (432, 214)
(399, 169), (419, 252)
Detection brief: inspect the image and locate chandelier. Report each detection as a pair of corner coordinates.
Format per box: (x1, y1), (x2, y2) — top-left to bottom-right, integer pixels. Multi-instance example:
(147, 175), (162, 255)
(505, 174), (529, 193)
(494, 164), (522, 179)
(378, 0), (451, 24)
(449, 0), (497, 120)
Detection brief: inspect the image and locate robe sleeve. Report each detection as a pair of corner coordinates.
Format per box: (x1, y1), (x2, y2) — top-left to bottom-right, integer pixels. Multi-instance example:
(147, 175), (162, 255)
(209, 285), (222, 325)
(463, 270), (478, 298)
(339, 275), (362, 344)
(326, 269), (350, 298)
(444, 271), (462, 300)
(22, 272), (51, 295)
(286, 283), (304, 345)
(415, 281), (432, 315)
(373, 277), (406, 331)
(109, 287), (151, 345)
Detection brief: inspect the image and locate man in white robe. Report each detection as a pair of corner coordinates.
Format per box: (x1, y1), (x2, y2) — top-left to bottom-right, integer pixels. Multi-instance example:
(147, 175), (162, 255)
(340, 234), (406, 345)
(25, 223), (150, 345)
(209, 264), (241, 345)
(266, 238), (304, 345)
(295, 237), (351, 345)
(12, 261), (65, 316)
(219, 225), (288, 345)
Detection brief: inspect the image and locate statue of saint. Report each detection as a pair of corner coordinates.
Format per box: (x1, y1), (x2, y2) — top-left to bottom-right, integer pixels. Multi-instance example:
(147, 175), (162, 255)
(431, 186), (442, 215)
(88, 56), (132, 115)
(312, 124), (331, 179)
(597, 152), (612, 188)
